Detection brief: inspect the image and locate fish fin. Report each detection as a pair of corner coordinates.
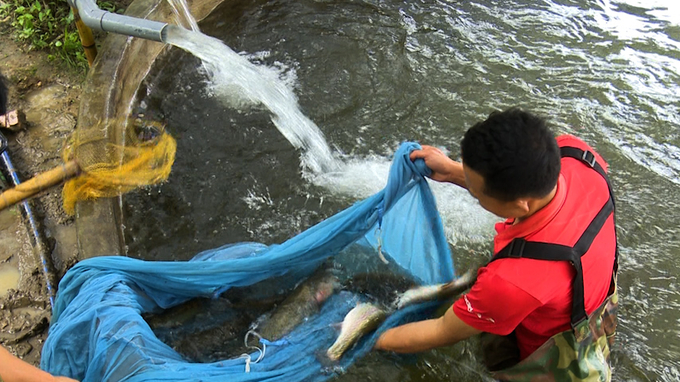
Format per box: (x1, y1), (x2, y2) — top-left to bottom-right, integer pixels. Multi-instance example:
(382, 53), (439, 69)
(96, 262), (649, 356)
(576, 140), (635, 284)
(439, 267), (478, 297)
(329, 321), (343, 331)
(315, 348), (345, 370)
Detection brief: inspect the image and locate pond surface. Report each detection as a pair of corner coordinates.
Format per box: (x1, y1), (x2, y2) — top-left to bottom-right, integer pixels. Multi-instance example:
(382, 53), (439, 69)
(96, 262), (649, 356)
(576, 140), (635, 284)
(124, 0), (680, 380)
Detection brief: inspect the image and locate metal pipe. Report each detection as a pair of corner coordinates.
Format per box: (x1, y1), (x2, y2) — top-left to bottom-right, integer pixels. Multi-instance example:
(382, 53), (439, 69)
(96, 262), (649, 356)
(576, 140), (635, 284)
(0, 145), (56, 308)
(68, 0), (169, 42)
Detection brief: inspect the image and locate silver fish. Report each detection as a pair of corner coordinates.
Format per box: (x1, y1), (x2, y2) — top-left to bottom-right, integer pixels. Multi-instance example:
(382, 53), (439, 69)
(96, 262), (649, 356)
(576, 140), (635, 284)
(256, 267), (340, 341)
(394, 267), (477, 310)
(326, 302), (387, 361)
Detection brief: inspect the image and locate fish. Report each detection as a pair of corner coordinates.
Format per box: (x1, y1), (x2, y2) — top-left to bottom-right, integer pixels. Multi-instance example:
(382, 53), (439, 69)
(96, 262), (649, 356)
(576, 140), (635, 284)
(326, 302), (387, 362)
(255, 265), (340, 342)
(345, 271), (417, 304)
(143, 285), (286, 333)
(144, 297), (225, 331)
(320, 272), (413, 362)
(142, 296), (267, 363)
(144, 265), (339, 362)
(170, 307), (259, 363)
(324, 269), (474, 362)
(394, 267), (477, 310)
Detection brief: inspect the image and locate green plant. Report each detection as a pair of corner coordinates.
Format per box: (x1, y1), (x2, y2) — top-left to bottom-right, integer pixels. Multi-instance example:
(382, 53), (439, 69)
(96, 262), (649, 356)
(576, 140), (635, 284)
(0, 0), (125, 71)
(98, 1), (124, 13)
(51, 22), (87, 71)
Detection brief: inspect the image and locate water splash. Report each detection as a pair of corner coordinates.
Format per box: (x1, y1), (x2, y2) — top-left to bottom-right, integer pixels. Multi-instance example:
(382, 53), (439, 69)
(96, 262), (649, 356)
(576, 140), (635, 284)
(306, 154), (497, 245)
(163, 25), (339, 174)
(159, 7), (495, 244)
(167, 0), (200, 32)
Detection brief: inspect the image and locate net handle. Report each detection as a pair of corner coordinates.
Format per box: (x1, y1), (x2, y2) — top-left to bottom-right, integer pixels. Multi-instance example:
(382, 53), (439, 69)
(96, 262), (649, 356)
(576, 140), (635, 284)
(0, 160), (81, 211)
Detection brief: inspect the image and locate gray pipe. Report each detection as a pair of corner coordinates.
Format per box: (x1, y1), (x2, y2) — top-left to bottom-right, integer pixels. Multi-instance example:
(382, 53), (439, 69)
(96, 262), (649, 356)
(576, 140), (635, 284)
(70, 0), (169, 42)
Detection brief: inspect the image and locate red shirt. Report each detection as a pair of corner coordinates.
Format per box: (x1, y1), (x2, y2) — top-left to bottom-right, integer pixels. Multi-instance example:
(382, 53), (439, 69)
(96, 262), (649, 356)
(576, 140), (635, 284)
(452, 135), (617, 360)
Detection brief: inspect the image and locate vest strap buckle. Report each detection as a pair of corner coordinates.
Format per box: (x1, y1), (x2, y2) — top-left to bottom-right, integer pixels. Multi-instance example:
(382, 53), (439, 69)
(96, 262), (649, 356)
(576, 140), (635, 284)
(581, 150), (596, 168)
(507, 239), (526, 258)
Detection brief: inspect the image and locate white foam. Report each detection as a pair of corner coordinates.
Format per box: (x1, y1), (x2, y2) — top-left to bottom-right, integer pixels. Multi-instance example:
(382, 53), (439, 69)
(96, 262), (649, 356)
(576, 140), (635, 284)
(164, 26), (340, 174)
(306, 154), (498, 245)
(164, 23), (495, 245)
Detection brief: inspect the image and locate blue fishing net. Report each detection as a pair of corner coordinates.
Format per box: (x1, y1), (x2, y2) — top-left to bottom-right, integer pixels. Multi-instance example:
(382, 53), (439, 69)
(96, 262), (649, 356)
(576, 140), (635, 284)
(41, 142), (457, 382)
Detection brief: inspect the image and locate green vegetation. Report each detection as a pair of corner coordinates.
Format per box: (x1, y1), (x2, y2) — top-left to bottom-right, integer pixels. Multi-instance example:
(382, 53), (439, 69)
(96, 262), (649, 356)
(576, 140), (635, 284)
(0, 0), (124, 72)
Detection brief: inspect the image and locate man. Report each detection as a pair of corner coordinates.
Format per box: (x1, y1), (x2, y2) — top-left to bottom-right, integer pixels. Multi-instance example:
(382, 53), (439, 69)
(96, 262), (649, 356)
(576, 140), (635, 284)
(374, 108), (618, 381)
(0, 74), (78, 382)
(0, 346), (79, 382)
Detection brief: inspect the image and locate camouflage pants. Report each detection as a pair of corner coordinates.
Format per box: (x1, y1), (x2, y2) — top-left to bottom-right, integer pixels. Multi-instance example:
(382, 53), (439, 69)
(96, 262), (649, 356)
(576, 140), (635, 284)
(482, 288), (618, 382)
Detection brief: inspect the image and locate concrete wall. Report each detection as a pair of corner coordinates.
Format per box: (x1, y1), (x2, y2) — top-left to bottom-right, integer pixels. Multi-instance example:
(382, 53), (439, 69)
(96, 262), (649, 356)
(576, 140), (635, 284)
(75, 0), (226, 259)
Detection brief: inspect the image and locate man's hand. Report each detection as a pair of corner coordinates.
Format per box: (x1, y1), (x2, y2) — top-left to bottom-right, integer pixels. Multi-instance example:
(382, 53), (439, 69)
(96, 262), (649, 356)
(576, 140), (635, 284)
(410, 145), (467, 188)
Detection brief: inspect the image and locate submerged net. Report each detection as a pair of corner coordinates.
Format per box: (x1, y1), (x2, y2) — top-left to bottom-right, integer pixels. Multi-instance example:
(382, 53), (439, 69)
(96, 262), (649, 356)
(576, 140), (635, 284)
(42, 142), (458, 381)
(61, 117), (176, 214)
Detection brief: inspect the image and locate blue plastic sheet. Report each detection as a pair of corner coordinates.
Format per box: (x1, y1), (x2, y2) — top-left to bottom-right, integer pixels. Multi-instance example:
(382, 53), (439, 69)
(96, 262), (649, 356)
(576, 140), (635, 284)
(41, 142), (457, 381)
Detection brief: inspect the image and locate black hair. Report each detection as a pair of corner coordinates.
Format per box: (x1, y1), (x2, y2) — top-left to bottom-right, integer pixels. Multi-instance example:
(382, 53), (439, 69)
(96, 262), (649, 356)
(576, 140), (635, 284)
(461, 107), (560, 201)
(0, 72), (7, 115)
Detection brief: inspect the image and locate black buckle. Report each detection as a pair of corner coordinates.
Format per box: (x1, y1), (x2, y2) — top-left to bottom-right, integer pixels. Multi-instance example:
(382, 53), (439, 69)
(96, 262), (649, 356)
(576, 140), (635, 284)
(507, 238), (525, 258)
(581, 150), (596, 168)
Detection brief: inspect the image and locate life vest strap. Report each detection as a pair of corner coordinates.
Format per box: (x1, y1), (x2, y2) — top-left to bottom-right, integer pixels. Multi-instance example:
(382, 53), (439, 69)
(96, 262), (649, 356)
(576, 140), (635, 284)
(492, 145), (618, 328)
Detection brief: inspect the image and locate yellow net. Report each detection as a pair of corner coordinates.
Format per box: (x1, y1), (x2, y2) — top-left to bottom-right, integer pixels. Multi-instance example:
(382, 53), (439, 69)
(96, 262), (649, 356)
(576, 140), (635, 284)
(61, 117), (176, 215)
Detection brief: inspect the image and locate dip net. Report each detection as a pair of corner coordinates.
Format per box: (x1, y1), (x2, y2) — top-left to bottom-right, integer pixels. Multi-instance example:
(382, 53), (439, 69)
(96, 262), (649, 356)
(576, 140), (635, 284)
(42, 142), (459, 381)
(61, 116), (176, 214)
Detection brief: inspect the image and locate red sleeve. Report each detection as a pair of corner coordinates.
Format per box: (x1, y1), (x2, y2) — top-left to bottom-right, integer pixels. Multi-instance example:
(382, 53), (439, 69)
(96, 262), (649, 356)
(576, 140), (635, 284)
(452, 268), (542, 336)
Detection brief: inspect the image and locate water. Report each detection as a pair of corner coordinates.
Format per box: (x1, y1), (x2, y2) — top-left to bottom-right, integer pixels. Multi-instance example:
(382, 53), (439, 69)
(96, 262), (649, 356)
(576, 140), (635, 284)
(167, 0), (199, 31)
(163, 25), (339, 174)
(0, 264), (19, 297)
(123, 0), (680, 380)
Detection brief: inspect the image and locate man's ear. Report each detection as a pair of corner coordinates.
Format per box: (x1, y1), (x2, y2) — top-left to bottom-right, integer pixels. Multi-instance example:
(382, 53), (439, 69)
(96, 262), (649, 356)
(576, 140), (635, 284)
(513, 198), (531, 215)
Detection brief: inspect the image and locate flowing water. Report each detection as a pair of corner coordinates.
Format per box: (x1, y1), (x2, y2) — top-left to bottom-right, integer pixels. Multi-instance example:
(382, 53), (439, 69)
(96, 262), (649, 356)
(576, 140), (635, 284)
(123, 0), (680, 380)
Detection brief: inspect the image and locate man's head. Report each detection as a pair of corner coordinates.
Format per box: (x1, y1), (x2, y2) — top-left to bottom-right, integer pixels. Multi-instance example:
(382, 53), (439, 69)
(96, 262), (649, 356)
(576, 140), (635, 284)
(461, 107), (560, 219)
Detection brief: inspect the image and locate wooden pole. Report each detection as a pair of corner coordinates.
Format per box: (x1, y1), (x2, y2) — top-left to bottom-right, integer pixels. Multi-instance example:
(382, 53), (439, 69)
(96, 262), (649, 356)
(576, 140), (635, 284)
(0, 160), (81, 211)
(71, 7), (98, 66)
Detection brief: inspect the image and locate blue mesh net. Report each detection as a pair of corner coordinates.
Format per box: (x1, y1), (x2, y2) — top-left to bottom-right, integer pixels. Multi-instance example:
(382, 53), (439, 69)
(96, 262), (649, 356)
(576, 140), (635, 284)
(41, 142), (457, 381)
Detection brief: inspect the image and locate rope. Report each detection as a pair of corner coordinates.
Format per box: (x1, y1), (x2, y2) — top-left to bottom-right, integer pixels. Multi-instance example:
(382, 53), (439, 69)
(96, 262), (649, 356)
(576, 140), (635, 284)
(239, 330), (267, 373)
(375, 226), (389, 264)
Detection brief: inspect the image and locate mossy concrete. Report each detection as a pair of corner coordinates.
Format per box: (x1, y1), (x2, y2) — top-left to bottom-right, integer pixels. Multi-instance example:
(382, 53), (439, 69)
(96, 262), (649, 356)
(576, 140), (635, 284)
(75, 0), (226, 259)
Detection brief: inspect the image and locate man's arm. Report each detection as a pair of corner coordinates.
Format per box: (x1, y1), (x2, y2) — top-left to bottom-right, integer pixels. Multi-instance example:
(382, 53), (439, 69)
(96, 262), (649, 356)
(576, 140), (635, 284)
(409, 145), (467, 188)
(374, 305), (481, 353)
(0, 346), (78, 382)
